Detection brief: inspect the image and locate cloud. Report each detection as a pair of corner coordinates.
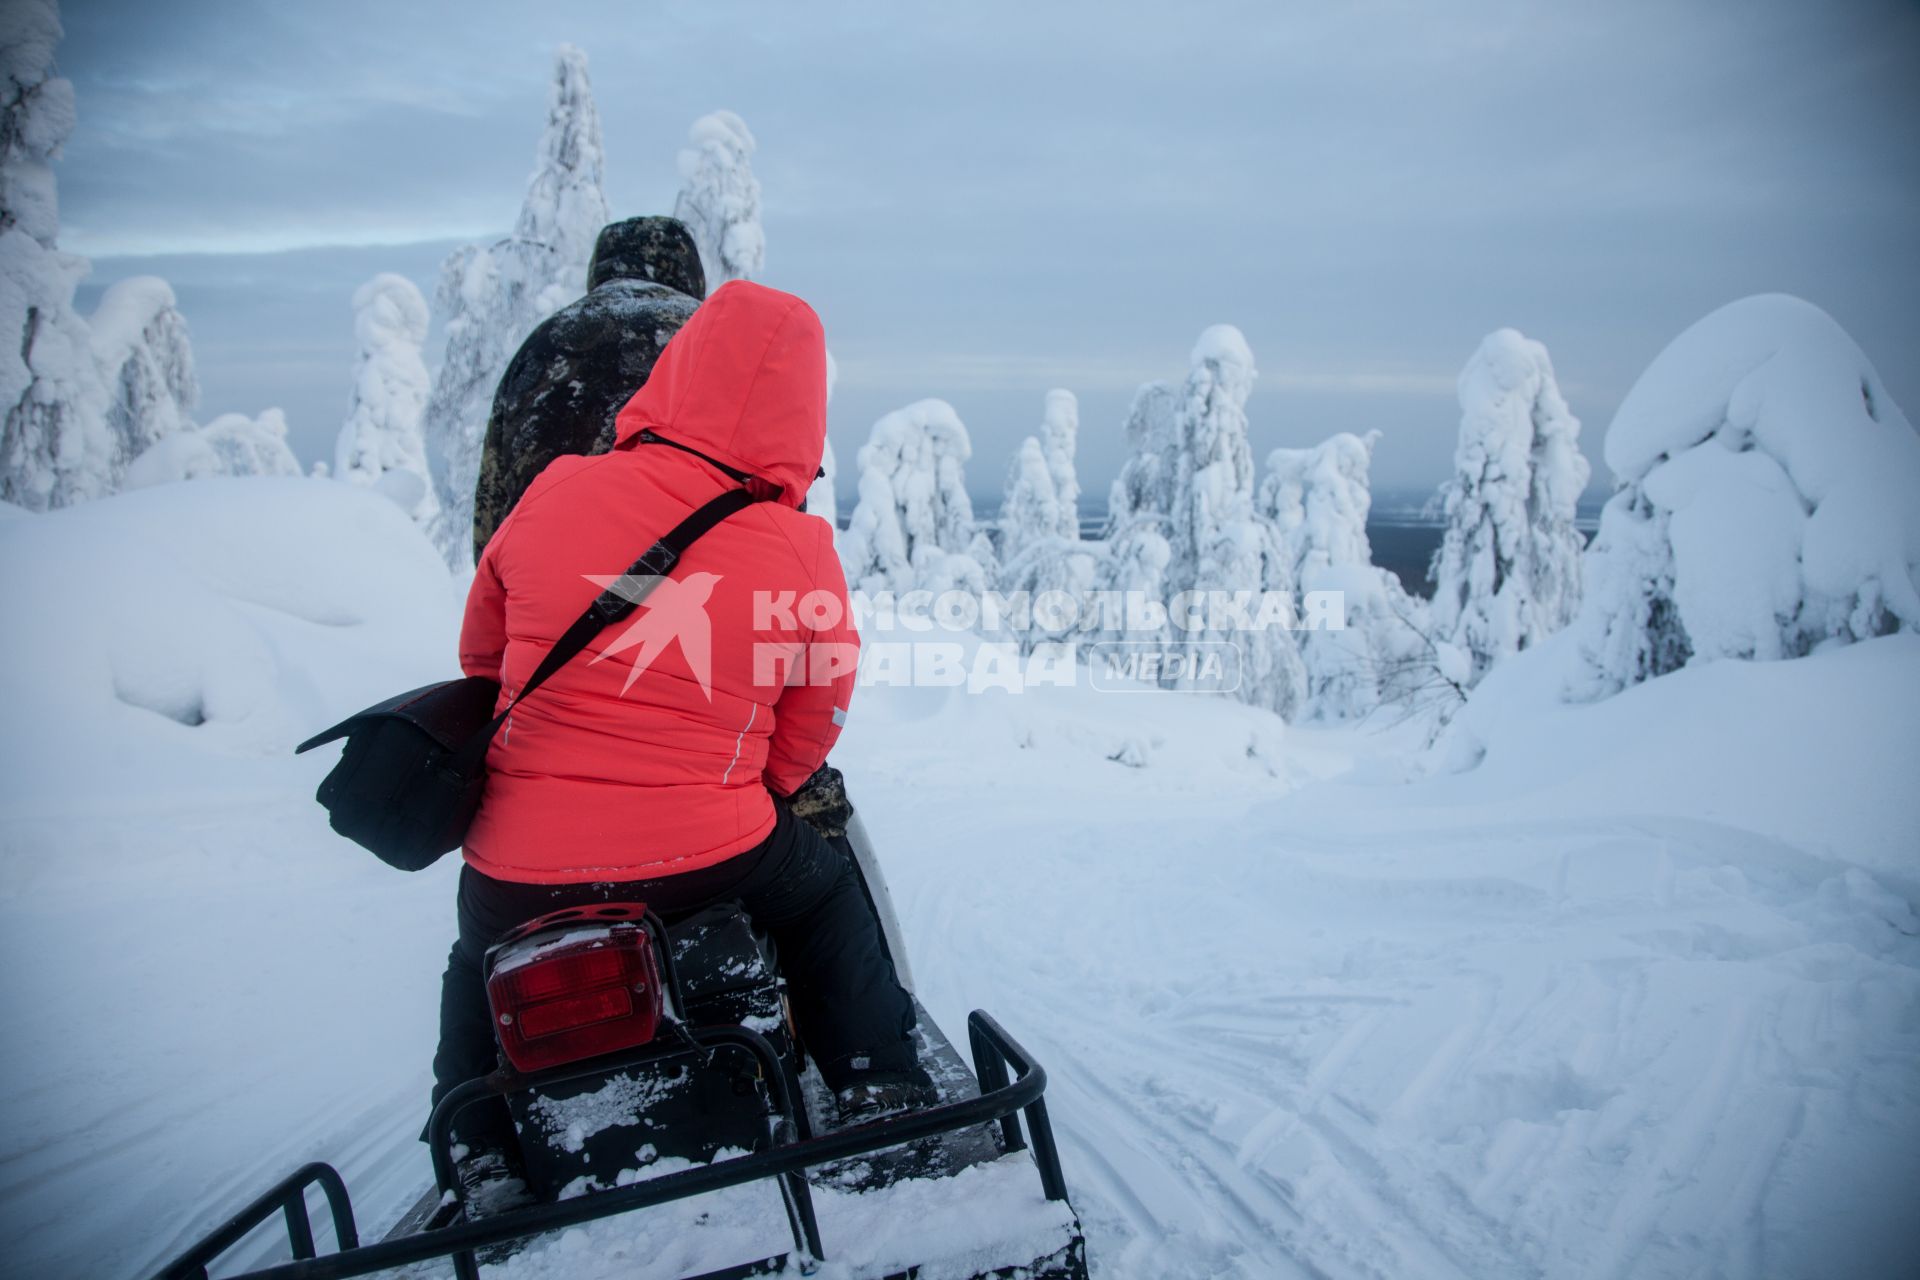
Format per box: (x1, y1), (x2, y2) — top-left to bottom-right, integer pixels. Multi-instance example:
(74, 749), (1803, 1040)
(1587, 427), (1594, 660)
(835, 351), (1461, 398)
(45, 0), (1920, 499)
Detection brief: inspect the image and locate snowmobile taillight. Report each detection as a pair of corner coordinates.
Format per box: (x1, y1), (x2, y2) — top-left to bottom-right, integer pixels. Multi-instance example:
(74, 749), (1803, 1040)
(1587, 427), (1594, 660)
(485, 908), (665, 1074)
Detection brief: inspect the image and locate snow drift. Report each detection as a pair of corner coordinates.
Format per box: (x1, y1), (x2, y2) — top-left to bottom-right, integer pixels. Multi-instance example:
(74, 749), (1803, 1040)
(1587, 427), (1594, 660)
(123, 407), (302, 488)
(0, 463), (1916, 1279)
(0, 476), (454, 813)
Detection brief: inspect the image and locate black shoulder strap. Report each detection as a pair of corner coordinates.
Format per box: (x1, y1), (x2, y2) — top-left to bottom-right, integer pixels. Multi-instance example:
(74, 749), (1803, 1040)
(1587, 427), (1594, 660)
(452, 487), (756, 772)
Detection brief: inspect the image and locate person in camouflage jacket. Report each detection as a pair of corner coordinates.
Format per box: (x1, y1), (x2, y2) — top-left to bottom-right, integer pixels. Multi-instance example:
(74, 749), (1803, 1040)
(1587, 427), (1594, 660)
(469, 216), (707, 562)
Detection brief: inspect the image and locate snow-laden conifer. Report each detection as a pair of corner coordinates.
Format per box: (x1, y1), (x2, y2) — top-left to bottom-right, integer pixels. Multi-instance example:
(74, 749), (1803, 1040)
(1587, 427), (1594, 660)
(1089, 525), (1173, 651)
(424, 45), (608, 566)
(999, 437), (1060, 565)
(841, 399), (987, 597)
(992, 436), (1090, 649)
(1164, 326), (1305, 716)
(995, 392), (1077, 564)
(1039, 389), (1080, 540)
(1428, 329), (1588, 682)
(89, 277), (197, 486)
(673, 110), (763, 287)
(1570, 294), (1920, 698)
(1096, 381), (1182, 652)
(0, 0), (111, 509)
(1259, 431), (1429, 720)
(1106, 380), (1180, 539)
(334, 274), (436, 522)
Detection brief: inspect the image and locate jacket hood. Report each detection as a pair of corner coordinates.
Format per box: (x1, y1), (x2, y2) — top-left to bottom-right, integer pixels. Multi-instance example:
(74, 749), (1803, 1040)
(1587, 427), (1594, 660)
(588, 217), (706, 297)
(614, 280), (827, 508)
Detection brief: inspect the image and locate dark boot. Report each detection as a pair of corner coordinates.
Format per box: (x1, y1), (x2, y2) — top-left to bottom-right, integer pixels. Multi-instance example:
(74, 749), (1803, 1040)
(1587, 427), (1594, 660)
(453, 1142), (534, 1220)
(834, 1069), (938, 1125)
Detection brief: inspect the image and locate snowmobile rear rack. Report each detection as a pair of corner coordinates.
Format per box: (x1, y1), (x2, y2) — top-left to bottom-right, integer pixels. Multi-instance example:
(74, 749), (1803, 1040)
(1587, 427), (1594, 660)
(151, 1011), (1074, 1280)
(429, 1021), (823, 1278)
(157, 1162), (359, 1279)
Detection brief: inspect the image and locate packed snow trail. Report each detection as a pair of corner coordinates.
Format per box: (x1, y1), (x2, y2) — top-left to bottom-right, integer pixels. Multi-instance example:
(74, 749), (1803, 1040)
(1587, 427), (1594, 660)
(842, 665), (1920, 1280)
(0, 483), (1916, 1278)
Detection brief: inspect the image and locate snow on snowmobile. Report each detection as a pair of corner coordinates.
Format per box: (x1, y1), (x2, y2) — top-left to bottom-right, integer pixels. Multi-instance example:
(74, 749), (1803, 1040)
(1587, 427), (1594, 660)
(151, 813), (1088, 1280)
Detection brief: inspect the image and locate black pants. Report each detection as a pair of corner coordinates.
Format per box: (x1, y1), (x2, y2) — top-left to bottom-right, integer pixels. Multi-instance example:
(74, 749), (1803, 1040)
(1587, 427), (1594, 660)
(430, 802), (917, 1144)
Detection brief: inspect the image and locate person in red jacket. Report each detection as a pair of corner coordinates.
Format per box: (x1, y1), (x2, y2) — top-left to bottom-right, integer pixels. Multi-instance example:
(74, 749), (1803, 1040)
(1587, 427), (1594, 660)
(432, 280), (923, 1204)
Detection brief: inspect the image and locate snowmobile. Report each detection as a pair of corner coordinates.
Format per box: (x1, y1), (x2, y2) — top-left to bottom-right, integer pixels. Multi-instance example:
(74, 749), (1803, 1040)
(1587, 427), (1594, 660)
(152, 815), (1087, 1280)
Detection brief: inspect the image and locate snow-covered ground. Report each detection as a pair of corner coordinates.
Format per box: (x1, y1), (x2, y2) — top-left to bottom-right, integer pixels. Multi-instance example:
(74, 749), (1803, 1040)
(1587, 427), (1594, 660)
(1, 480), (1916, 1279)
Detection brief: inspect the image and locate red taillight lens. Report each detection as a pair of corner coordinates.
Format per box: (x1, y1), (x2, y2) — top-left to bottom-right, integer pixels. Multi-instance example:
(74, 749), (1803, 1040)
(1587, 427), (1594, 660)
(517, 986), (633, 1039)
(486, 920), (664, 1073)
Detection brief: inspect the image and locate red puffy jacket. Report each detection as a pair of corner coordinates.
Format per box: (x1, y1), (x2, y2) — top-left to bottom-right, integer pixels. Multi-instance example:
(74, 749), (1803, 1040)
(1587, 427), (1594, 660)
(457, 281), (856, 884)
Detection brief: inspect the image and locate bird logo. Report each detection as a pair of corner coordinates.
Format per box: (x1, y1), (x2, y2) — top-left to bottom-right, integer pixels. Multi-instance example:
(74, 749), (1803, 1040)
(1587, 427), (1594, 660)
(582, 570), (723, 700)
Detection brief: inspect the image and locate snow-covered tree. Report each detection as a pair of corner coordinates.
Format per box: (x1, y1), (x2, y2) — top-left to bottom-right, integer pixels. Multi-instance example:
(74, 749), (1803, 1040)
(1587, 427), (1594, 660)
(1569, 294), (1920, 699)
(994, 392), (1079, 563)
(999, 437), (1061, 564)
(513, 54), (609, 283)
(1167, 329), (1259, 588)
(334, 273), (436, 523)
(1258, 431), (1429, 720)
(1092, 379), (1184, 655)
(672, 110), (763, 287)
(0, 0), (111, 510)
(89, 276), (196, 484)
(991, 391), (1099, 649)
(0, 0), (68, 248)
(1089, 524), (1173, 650)
(2, 5), (288, 509)
(1274, 435), (1388, 573)
(124, 409), (300, 488)
(1039, 388), (1080, 540)
(201, 409), (301, 479)
(1084, 381), (1182, 653)
(840, 399), (988, 597)
(1163, 326), (1305, 717)
(996, 436), (1097, 651)
(1428, 328), (1589, 683)
(424, 45), (608, 566)
(1106, 379), (1179, 538)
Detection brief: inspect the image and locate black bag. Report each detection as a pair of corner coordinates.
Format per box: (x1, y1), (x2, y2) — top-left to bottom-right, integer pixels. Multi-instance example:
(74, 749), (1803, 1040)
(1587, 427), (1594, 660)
(295, 487), (756, 871)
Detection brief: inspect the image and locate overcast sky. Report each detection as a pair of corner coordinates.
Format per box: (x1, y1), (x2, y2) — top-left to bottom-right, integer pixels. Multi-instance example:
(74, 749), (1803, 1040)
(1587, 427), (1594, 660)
(53, 0), (1920, 505)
